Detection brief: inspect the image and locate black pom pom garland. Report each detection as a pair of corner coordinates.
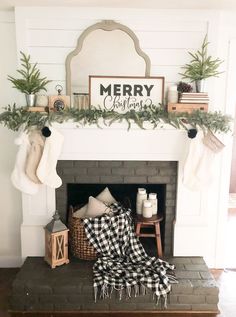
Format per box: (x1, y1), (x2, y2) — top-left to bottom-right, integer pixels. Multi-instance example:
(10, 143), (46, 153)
(41, 126), (51, 137)
(187, 128), (198, 139)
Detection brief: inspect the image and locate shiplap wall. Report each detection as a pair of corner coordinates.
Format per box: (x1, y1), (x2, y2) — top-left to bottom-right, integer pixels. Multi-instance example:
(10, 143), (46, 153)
(0, 11), (22, 267)
(15, 8), (220, 106)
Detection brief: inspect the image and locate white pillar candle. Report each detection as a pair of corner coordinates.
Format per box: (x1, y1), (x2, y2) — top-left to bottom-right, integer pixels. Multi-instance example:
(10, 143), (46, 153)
(168, 85), (178, 103)
(136, 188), (147, 215)
(142, 200), (152, 218)
(148, 193), (158, 215)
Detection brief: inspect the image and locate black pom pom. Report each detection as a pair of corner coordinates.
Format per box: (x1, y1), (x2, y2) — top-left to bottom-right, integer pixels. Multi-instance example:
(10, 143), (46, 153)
(187, 128), (198, 139)
(41, 126), (51, 137)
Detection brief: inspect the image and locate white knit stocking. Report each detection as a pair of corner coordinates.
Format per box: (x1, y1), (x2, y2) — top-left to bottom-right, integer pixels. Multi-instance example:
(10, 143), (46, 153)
(36, 127), (64, 188)
(183, 131), (215, 191)
(11, 132), (39, 195)
(25, 130), (45, 184)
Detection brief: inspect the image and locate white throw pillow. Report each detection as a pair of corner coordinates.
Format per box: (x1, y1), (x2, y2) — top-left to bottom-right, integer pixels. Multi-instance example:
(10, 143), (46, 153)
(86, 196), (111, 218)
(73, 186), (116, 218)
(96, 187), (116, 204)
(73, 205), (87, 218)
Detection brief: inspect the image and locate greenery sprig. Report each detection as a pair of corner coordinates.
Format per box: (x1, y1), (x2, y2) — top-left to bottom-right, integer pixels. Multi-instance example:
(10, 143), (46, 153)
(0, 104), (231, 134)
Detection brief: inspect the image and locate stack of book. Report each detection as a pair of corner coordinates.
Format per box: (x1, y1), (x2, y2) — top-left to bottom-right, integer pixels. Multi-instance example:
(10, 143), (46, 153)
(179, 92), (209, 104)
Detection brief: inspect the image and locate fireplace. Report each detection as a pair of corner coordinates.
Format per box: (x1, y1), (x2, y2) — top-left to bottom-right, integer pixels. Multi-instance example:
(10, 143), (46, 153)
(20, 124), (212, 266)
(56, 160), (177, 255)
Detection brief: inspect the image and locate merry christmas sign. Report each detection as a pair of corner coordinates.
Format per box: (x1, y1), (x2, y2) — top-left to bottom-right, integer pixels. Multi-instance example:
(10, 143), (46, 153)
(89, 76), (164, 112)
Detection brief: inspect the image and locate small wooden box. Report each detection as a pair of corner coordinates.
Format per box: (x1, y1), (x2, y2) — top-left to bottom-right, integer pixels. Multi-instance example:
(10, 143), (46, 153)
(167, 103), (208, 113)
(48, 95), (70, 112)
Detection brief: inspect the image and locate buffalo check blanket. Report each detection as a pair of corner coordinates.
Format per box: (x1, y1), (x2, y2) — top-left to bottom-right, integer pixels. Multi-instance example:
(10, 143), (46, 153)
(83, 203), (176, 305)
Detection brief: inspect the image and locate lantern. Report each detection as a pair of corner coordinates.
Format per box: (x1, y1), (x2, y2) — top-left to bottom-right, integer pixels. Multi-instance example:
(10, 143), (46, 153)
(44, 210), (69, 269)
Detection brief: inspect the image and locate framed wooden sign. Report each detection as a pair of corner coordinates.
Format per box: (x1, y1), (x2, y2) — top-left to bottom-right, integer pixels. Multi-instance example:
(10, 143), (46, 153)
(89, 76), (164, 112)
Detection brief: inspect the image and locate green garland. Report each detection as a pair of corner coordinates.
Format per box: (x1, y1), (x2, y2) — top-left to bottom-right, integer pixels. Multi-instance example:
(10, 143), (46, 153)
(0, 104), (232, 133)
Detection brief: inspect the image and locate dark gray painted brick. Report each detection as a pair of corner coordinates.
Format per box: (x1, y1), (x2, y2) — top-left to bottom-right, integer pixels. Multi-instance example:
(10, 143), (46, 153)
(166, 206), (175, 215)
(99, 161), (123, 167)
(191, 257), (206, 264)
(39, 294), (68, 304)
(147, 161), (173, 167)
(10, 257), (219, 313)
(123, 176), (147, 183)
(26, 303), (54, 311)
(9, 295), (28, 309)
(135, 167), (157, 176)
(53, 285), (78, 294)
(63, 167), (87, 175)
(58, 160), (74, 167)
(178, 295), (205, 304)
(176, 271), (201, 279)
(74, 161), (99, 167)
(166, 199), (176, 207)
(169, 257), (192, 264)
(58, 175), (76, 183)
(81, 284), (94, 296)
(82, 302), (109, 310)
(25, 282), (53, 294)
(168, 294), (178, 304)
(88, 167), (111, 175)
(67, 295), (87, 303)
(124, 161), (148, 167)
(200, 271), (214, 279)
(112, 167), (134, 175)
(206, 295), (219, 304)
(75, 175), (100, 183)
(166, 191), (176, 199)
(148, 176), (172, 183)
(54, 303), (81, 310)
(171, 279), (193, 294)
(12, 279), (24, 294)
(191, 304), (218, 311)
(100, 176), (124, 183)
(167, 304), (192, 310)
(109, 302), (137, 311)
(185, 264), (208, 271)
(192, 280), (219, 295)
(159, 168), (177, 176)
(135, 302), (159, 310)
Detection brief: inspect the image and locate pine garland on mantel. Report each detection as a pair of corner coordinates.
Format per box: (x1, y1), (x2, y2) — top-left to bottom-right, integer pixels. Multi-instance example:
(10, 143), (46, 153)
(0, 104), (232, 133)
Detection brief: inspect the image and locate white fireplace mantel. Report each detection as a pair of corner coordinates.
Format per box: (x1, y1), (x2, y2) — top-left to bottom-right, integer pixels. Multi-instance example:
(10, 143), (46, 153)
(21, 122), (211, 265)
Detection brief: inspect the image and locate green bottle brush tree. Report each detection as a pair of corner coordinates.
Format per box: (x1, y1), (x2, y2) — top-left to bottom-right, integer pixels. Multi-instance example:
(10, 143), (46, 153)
(8, 51), (51, 106)
(179, 35), (223, 92)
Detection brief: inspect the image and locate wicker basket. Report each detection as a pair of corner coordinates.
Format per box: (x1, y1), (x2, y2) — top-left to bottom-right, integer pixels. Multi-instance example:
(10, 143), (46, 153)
(68, 206), (97, 260)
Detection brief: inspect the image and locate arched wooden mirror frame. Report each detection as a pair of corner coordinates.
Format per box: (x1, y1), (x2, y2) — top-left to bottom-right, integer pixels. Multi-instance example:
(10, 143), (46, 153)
(65, 20), (151, 96)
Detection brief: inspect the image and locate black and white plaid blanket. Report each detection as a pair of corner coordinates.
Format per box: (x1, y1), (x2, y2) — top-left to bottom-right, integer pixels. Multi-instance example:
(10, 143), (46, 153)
(83, 203), (176, 305)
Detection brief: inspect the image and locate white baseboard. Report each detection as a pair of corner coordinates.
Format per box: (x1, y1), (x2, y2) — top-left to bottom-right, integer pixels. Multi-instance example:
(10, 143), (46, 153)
(0, 256), (23, 267)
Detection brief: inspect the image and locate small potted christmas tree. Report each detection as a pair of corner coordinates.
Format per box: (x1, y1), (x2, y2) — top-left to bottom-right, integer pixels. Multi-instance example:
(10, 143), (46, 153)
(8, 51), (51, 106)
(179, 35), (223, 92)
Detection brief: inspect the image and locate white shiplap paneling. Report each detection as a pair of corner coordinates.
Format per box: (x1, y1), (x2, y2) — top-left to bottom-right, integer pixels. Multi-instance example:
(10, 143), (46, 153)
(25, 14), (207, 94)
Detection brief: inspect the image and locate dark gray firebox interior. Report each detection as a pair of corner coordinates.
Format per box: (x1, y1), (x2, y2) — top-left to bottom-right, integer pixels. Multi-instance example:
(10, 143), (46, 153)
(56, 160), (177, 255)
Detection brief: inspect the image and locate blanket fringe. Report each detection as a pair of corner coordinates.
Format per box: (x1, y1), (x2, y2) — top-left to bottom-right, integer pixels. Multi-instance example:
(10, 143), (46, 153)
(94, 284), (168, 309)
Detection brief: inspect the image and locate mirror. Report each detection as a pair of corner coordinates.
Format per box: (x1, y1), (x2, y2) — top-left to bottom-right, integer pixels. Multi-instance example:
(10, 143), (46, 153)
(65, 20), (151, 108)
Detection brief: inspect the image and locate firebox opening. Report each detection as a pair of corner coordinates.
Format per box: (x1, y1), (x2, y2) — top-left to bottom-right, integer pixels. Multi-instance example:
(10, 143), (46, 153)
(67, 183), (166, 256)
